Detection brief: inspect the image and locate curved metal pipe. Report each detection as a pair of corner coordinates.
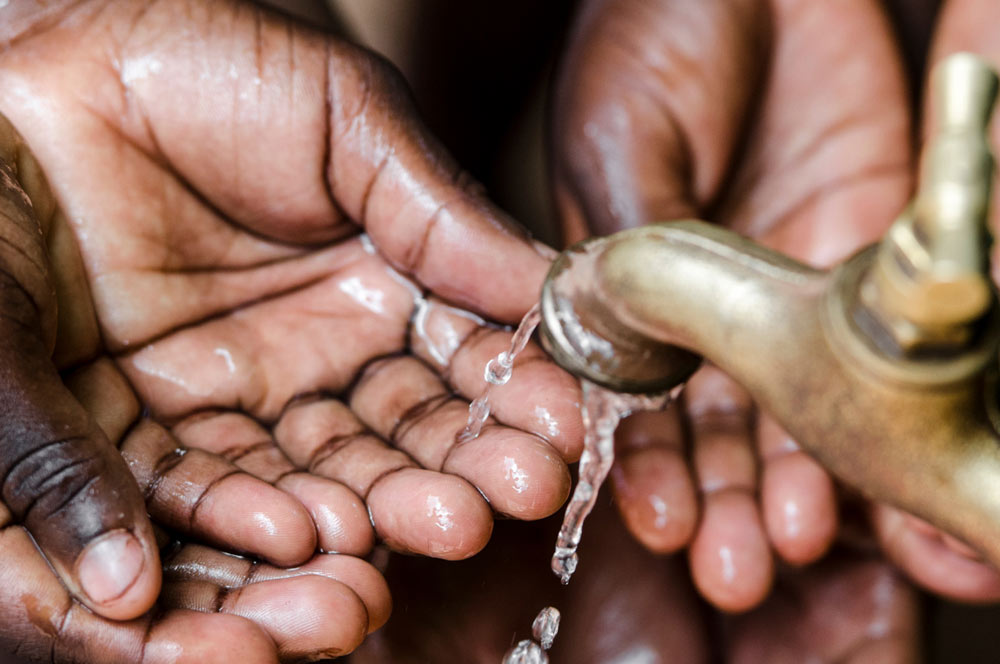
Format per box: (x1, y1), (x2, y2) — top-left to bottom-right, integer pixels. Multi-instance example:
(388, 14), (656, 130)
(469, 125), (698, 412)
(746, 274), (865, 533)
(540, 54), (1000, 568)
(540, 219), (1000, 568)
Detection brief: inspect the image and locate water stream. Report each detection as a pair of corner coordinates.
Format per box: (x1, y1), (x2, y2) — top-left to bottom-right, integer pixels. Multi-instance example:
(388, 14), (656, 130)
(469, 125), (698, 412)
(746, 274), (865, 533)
(551, 382), (672, 584)
(501, 607), (561, 664)
(459, 301), (674, 661)
(459, 304), (542, 443)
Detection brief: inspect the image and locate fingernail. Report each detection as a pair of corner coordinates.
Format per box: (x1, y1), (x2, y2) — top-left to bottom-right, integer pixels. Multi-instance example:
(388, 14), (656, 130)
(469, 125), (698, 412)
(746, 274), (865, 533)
(76, 529), (145, 605)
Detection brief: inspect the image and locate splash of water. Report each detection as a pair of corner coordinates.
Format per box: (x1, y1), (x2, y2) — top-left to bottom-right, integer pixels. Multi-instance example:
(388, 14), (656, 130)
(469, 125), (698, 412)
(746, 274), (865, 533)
(531, 606), (560, 650)
(551, 381), (673, 584)
(462, 299), (674, 662)
(502, 606), (561, 664)
(503, 641), (546, 664)
(458, 303), (541, 443)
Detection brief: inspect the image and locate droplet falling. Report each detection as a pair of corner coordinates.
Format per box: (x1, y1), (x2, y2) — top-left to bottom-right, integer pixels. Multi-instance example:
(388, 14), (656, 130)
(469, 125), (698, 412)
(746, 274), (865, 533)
(502, 606), (560, 664)
(459, 304), (541, 443)
(503, 641), (546, 664)
(551, 381), (673, 584)
(532, 607), (560, 651)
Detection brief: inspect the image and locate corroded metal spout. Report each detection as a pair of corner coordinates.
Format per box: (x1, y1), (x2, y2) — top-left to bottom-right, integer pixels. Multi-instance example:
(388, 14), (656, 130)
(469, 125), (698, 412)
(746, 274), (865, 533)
(540, 53), (1000, 566)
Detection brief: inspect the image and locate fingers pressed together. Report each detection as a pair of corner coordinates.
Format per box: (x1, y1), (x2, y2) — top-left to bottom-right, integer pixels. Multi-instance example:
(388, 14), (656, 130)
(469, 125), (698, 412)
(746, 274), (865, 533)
(0, 1), (590, 658)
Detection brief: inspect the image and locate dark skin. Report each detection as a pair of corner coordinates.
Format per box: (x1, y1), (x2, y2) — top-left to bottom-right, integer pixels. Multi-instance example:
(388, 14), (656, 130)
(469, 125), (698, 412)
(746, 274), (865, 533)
(2, 0), (997, 661)
(348, 2), (931, 660)
(350, 494), (920, 663)
(0, 0), (586, 660)
(551, 0), (1000, 610)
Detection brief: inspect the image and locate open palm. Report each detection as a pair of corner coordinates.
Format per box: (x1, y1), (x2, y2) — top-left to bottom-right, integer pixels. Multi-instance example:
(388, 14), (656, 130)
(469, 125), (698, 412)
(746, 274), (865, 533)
(0, 0), (582, 660)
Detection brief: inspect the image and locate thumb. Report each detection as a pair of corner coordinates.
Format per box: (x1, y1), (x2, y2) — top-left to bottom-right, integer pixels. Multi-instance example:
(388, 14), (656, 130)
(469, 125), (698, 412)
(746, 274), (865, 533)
(0, 130), (160, 620)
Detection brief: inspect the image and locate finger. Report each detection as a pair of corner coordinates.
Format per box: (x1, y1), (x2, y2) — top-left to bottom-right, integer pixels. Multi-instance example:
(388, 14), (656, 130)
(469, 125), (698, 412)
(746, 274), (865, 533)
(68, 359), (320, 566)
(719, 0), (912, 258)
(6, 132), (104, 369)
(164, 543), (391, 633)
(0, 522), (278, 664)
(45, 1), (553, 324)
(873, 503), (1000, 602)
(119, 419), (316, 567)
(172, 411), (373, 556)
(180, 576), (366, 660)
(349, 355), (571, 520)
(552, 0), (770, 239)
(757, 413), (836, 564)
(685, 367), (774, 612)
(65, 358), (142, 445)
(273, 397), (414, 495)
(410, 295), (585, 461)
(142, 612), (278, 664)
(0, 159), (159, 619)
(161, 572), (369, 660)
(608, 409), (698, 553)
(273, 397), (493, 560)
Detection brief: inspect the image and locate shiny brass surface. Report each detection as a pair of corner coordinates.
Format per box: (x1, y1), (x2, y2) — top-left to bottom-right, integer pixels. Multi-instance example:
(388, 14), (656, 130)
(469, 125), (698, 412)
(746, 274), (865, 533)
(539, 241), (702, 394)
(863, 53), (998, 353)
(539, 53), (1000, 566)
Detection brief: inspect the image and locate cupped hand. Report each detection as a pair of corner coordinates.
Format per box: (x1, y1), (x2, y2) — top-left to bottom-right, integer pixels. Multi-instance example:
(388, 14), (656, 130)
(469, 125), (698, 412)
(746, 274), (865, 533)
(553, 0), (1000, 609)
(0, 0), (584, 658)
(552, 0), (913, 611)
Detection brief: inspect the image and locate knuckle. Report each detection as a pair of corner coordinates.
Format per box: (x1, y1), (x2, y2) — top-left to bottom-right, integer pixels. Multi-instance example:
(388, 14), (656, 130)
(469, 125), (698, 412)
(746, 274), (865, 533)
(331, 41), (413, 126)
(1, 435), (105, 523)
(0, 268), (43, 334)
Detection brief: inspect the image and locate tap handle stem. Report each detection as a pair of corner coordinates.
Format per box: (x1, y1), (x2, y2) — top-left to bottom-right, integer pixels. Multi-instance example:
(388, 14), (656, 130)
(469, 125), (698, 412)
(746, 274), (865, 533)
(875, 53), (998, 334)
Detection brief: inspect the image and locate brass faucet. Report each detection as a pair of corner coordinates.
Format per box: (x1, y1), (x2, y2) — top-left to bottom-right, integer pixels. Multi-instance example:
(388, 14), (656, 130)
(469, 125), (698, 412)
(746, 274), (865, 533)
(539, 53), (1000, 567)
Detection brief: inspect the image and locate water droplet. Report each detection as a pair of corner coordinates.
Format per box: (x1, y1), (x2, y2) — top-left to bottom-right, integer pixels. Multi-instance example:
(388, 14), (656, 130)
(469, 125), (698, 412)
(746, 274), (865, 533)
(550, 381), (671, 584)
(532, 607), (560, 650)
(485, 353), (514, 385)
(502, 640), (547, 664)
(459, 304), (541, 443)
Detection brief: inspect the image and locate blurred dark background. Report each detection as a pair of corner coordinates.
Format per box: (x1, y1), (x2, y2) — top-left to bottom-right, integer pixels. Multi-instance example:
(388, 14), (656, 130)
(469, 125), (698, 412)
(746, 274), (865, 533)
(5, 0), (1000, 662)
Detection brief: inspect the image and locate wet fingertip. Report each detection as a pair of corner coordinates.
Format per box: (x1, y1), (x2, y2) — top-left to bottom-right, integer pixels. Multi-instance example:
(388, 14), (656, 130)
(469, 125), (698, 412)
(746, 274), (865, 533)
(490, 376), (585, 462)
(338, 564), (391, 634)
(197, 474), (317, 568)
(144, 611), (278, 664)
(875, 505), (1000, 602)
(444, 431), (571, 520)
(762, 454), (837, 565)
(367, 468), (493, 560)
(276, 474), (375, 556)
(227, 576), (368, 659)
(611, 449), (697, 553)
(535, 390), (586, 463)
(296, 555), (392, 632)
(689, 491), (774, 613)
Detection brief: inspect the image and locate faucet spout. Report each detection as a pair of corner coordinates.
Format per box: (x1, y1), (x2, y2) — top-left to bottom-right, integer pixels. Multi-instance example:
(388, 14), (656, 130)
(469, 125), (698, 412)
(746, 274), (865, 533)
(539, 53), (1000, 568)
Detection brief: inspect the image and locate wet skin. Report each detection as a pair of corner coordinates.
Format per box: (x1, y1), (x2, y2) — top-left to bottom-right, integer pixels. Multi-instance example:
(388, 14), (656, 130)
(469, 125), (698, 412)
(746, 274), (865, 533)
(0, 1), (586, 660)
(350, 493), (920, 663)
(552, 0), (1000, 610)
